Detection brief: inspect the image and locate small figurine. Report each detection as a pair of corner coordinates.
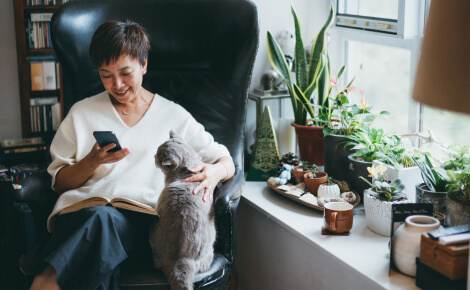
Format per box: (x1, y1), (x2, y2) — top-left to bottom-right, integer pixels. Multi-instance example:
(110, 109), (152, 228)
(274, 164), (294, 185)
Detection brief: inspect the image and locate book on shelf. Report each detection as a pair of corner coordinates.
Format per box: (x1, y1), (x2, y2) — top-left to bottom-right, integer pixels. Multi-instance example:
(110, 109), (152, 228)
(26, 0), (72, 6)
(59, 197), (159, 216)
(30, 62), (44, 91)
(43, 61), (56, 90)
(27, 17), (53, 49)
(30, 97), (59, 133)
(0, 137), (47, 154)
(29, 57), (59, 91)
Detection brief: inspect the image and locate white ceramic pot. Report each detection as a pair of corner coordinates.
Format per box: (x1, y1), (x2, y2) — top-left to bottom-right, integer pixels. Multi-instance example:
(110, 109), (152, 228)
(364, 189), (409, 237)
(392, 215), (440, 277)
(372, 161), (422, 203)
(317, 183), (340, 199)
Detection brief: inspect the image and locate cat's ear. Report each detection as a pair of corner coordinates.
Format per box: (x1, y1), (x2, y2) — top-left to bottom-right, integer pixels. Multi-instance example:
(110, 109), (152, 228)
(169, 130), (178, 139)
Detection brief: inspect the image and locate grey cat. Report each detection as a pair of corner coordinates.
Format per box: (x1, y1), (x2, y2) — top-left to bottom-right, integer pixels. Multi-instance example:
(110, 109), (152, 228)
(149, 131), (216, 290)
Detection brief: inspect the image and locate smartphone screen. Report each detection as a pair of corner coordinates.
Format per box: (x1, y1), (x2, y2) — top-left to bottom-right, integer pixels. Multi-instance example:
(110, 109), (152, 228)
(93, 131), (122, 152)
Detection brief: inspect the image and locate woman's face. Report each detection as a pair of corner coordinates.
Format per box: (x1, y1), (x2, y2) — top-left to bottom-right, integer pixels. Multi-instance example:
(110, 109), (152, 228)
(98, 55), (147, 104)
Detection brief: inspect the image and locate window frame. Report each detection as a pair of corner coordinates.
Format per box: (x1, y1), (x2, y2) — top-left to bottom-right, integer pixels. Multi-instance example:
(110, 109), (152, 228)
(331, 0), (429, 142)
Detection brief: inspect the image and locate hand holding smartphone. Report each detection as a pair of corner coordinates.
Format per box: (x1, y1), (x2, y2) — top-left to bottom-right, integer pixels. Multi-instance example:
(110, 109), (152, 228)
(93, 131), (122, 152)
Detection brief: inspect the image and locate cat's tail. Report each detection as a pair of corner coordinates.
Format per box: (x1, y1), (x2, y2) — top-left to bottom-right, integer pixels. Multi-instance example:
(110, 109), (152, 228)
(168, 258), (196, 290)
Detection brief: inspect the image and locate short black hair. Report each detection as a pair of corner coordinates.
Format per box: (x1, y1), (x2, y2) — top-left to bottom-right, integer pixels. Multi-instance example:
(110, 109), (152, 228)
(89, 19), (150, 67)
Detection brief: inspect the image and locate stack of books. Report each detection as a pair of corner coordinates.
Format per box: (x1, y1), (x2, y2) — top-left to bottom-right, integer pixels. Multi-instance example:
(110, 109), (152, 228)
(0, 138), (48, 168)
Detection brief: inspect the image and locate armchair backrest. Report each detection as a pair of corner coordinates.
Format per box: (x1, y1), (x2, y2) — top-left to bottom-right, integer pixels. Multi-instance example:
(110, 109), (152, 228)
(51, 0), (258, 177)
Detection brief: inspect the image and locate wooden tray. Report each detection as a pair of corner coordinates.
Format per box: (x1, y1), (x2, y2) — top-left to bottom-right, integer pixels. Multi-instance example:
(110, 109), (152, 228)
(266, 178), (361, 212)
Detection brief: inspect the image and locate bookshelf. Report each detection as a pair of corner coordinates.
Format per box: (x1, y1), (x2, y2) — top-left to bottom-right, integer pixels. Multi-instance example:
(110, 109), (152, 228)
(12, 0), (67, 145)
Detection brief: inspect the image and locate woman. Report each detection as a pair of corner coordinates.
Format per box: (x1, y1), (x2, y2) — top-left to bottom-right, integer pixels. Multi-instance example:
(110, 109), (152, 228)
(30, 20), (234, 290)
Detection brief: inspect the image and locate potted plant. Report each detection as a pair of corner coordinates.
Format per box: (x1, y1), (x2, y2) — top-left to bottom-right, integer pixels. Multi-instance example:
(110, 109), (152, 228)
(442, 143), (470, 226)
(266, 5), (335, 165)
(345, 125), (389, 199)
(413, 153), (450, 225)
(319, 70), (389, 183)
(293, 162), (317, 184)
(359, 163), (408, 236)
(304, 169), (328, 196)
(317, 177), (340, 199)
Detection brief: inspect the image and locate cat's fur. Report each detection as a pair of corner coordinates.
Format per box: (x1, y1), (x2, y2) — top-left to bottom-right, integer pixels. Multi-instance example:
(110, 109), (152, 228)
(149, 131), (216, 290)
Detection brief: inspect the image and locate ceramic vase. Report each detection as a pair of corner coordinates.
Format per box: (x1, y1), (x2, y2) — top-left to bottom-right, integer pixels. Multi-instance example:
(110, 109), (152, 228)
(323, 134), (356, 183)
(446, 190), (470, 226)
(304, 172), (328, 196)
(392, 215), (440, 277)
(348, 154), (372, 201)
(372, 161), (422, 203)
(364, 189), (409, 237)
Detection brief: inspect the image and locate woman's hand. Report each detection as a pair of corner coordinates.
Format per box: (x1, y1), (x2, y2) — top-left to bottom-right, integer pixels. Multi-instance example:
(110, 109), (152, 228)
(183, 163), (227, 203)
(88, 142), (130, 166)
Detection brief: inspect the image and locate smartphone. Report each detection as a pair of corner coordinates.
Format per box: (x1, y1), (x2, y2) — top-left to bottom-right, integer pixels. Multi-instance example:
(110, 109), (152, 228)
(93, 131), (122, 152)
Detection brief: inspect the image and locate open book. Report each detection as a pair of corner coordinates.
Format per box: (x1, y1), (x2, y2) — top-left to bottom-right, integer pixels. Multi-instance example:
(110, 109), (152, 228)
(59, 197), (159, 216)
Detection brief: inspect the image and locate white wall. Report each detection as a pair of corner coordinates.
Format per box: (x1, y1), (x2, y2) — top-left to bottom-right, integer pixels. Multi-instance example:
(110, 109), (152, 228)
(246, 0), (331, 154)
(250, 0), (331, 91)
(0, 0), (22, 141)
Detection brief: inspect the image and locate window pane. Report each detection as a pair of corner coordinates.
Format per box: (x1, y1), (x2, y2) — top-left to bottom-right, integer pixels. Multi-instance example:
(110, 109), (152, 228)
(422, 106), (470, 146)
(338, 0), (399, 20)
(345, 41), (411, 134)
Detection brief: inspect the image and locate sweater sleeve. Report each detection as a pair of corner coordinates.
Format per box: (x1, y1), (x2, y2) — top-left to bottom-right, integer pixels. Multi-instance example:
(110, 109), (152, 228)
(171, 104), (231, 164)
(47, 107), (78, 190)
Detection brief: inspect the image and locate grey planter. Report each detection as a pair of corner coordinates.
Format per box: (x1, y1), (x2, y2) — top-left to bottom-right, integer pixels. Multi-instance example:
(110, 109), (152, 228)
(415, 183), (449, 226)
(348, 154), (372, 201)
(324, 134), (356, 184)
(446, 190), (470, 226)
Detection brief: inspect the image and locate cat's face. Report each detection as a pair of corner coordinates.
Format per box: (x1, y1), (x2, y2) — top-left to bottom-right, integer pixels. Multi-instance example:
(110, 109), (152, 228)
(155, 131), (201, 174)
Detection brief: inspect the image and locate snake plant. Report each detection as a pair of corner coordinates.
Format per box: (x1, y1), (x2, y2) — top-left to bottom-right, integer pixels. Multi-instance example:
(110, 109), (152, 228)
(267, 4), (334, 126)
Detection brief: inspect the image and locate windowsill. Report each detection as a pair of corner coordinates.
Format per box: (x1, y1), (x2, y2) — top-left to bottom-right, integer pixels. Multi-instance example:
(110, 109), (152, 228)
(236, 181), (419, 290)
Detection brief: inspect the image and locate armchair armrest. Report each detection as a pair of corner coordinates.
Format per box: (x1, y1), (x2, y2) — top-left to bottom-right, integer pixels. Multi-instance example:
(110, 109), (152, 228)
(214, 167), (245, 215)
(9, 170), (58, 240)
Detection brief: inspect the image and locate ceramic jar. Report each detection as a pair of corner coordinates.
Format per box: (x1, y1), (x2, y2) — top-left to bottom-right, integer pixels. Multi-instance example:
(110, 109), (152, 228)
(317, 183), (341, 199)
(392, 215), (440, 277)
(364, 189), (409, 237)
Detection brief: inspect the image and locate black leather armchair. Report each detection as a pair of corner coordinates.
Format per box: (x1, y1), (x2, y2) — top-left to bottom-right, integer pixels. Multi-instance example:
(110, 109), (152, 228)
(8, 0), (258, 288)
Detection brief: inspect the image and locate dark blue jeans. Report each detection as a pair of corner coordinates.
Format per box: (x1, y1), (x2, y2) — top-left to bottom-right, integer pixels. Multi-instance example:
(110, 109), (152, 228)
(39, 206), (154, 290)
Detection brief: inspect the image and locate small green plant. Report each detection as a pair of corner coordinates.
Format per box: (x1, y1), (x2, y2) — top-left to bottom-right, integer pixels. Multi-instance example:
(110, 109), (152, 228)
(442, 143), (470, 203)
(359, 163), (407, 201)
(345, 125), (417, 169)
(413, 154), (449, 192)
(300, 161), (317, 172)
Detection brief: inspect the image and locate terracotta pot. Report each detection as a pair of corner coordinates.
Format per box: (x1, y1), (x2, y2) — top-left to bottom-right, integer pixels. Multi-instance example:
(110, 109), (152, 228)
(392, 215), (440, 277)
(446, 190), (470, 226)
(304, 171), (328, 196)
(292, 165), (313, 184)
(291, 122), (324, 166)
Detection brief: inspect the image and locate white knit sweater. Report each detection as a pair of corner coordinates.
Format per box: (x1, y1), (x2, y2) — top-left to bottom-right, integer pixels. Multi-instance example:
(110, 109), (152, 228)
(47, 91), (231, 232)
